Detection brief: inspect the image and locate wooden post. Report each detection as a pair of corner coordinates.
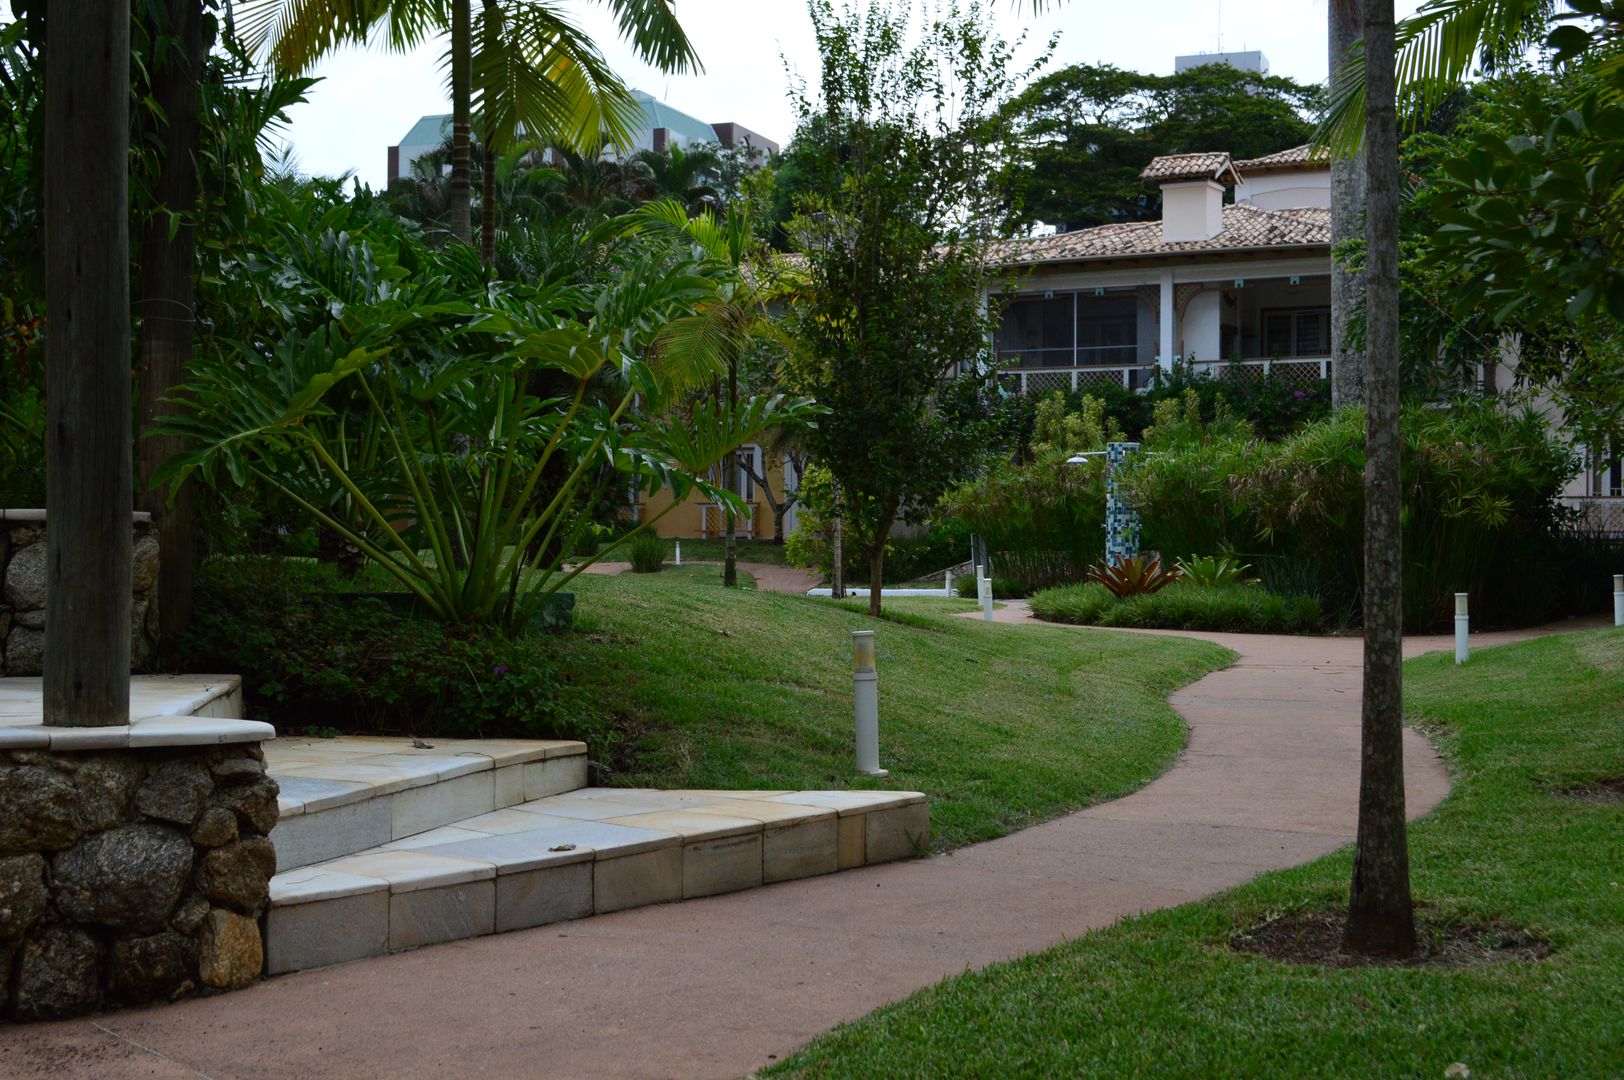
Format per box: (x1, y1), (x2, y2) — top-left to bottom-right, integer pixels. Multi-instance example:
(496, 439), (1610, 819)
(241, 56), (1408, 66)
(44, 0), (133, 726)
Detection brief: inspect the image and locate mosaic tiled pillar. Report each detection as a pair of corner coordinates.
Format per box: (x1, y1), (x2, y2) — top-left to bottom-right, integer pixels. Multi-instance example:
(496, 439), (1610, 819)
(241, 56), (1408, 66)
(1104, 441), (1141, 564)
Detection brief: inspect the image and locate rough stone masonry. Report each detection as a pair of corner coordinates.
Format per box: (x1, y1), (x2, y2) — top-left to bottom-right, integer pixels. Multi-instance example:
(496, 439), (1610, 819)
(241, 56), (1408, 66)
(0, 743), (278, 1020)
(1, 514), (161, 675)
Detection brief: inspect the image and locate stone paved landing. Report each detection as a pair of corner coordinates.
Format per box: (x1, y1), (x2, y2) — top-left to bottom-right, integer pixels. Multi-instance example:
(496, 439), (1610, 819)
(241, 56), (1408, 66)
(0, 673), (260, 749)
(266, 736), (590, 871)
(266, 785), (929, 974)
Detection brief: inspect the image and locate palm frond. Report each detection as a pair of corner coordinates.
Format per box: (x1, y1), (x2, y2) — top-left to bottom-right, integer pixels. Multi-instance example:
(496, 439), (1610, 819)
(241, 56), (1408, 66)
(1316, 0), (1552, 157)
(600, 0), (702, 75)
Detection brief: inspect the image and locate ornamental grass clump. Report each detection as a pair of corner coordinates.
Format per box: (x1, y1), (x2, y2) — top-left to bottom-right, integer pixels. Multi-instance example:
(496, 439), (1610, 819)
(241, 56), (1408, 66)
(626, 532), (668, 574)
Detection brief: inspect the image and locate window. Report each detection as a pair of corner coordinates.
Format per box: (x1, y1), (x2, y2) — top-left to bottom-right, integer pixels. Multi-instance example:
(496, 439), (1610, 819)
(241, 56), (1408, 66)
(995, 291), (1138, 368)
(708, 445), (758, 500)
(1262, 308), (1331, 358)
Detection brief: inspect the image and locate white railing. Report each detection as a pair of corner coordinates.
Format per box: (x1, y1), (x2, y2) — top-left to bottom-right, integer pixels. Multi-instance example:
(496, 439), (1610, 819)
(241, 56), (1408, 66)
(1003, 357), (1333, 397)
(1561, 496), (1624, 538)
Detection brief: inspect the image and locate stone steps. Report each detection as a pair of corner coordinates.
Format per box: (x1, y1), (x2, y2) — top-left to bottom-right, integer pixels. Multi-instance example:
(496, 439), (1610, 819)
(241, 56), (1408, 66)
(264, 784), (929, 975)
(266, 736), (589, 871)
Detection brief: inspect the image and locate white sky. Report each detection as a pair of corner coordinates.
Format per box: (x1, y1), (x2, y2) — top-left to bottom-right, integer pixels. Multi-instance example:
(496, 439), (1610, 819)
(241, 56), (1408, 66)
(278, 0), (1427, 190)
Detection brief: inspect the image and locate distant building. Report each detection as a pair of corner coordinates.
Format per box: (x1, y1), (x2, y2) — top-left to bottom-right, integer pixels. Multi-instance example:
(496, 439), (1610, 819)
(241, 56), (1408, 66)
(1174, 50), (1269, 76)
(386, 89), (780, 183)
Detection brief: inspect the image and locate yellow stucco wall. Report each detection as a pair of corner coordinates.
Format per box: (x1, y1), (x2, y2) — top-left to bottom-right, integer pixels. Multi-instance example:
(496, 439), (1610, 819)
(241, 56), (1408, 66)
(634, 450), (792, 540)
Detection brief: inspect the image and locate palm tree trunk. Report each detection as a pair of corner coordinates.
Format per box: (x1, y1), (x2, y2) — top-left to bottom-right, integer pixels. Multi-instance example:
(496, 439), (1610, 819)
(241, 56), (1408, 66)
(1330, 0), (1367, 408)
(481, 139), (497, 264)
(724, 359), (738, 587)
(43, 0), (132, 725)
(1345, 0), (1417, 959)
(448, 0), (473, 245)
(478, 0), (498, 264)
(137, 0), (202, 655)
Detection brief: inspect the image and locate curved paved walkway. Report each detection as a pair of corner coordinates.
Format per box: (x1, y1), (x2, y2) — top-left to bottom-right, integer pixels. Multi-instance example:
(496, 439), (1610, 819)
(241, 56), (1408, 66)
(3, 612), (1586, 1079)
(578, 560), (821, 594)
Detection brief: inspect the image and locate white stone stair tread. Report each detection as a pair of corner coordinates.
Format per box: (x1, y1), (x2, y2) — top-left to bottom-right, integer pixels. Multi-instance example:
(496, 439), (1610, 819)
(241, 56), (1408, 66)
(265, 784), (932, 975)
(766, 790), (927, 815)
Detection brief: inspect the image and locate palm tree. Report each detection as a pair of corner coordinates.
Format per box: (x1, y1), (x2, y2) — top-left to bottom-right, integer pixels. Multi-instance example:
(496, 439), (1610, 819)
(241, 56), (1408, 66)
(239, 0), (700, 248)
(634, 199), (802, 585)
(629, 143), (724, 214)
(1329, 0), (1366, 409)
(1344, 0), (1418, 960)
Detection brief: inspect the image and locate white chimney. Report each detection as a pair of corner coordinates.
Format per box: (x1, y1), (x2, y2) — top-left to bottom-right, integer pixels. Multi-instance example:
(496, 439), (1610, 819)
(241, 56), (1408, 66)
(1140, 153), (1238, 244)
(1160, 180), (1225, 243)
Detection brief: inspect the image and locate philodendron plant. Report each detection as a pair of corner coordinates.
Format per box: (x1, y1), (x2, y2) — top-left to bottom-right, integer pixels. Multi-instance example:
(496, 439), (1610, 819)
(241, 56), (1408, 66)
(157, 210), (814, 634)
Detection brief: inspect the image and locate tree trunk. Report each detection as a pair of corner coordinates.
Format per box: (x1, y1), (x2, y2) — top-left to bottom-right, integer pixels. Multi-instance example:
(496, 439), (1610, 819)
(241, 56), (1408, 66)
(448, 0), (473, 245)
(1345, 0), (1416, 959)
(1330, 0), (1367, 409)
(478, 0), (498, 264)
(724, 360), (738, 587)
(866, 499), (897, 618)
(137, 0), (202, 655)
(43, 0), (132, 725)
(830, 479), (844, 599)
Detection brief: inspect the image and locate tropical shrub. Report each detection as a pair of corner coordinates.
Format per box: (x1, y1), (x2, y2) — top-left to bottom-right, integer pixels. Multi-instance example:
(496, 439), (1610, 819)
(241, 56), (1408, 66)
(939, 393), (1119, 590)
(1175, 554), (1258, 588)
(178, 557), (602, 742)
(157, 191), (811, 635)
(1031, 582), (1322, 634)
(626, 531), (668, 574)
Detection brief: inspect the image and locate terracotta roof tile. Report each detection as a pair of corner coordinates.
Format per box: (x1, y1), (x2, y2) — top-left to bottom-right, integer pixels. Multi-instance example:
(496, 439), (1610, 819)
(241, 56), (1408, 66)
(991, 204), (1330, 267)
(1232, 144), (1329, 173)
(1139, 152), (1238, 183)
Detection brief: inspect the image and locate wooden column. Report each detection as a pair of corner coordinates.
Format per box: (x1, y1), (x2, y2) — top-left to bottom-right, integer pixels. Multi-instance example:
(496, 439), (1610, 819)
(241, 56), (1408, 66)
(43, 0), (132, 726)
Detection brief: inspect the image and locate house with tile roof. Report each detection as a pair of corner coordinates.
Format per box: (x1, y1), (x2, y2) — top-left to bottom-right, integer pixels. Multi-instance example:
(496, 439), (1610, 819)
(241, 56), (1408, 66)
(988, 146), (1334, 396)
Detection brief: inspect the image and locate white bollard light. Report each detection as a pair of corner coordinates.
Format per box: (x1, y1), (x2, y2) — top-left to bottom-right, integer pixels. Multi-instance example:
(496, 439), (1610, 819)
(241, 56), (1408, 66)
(979, 574), (994, 621)
(851, 631), (887, 777)
(674, 540), (682, 566)
(1614, 574), (1623, 628)
(1455, 592), (1470, 665)
(944, 570), (954, 598)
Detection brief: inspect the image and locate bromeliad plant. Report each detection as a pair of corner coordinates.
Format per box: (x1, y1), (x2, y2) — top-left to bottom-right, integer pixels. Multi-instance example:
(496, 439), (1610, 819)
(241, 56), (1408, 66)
(156, 204), (813, 634)
(1086, 553), (1182, 598)
(1175, 554), (1258, 588)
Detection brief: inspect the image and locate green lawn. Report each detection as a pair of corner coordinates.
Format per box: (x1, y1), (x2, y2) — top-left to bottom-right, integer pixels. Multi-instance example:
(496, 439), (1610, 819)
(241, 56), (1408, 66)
(558, 575), (1229, 851)
(617, 562), (757, 588)
(658, 537), (790, 566)
(771, 627), (1624, 1077)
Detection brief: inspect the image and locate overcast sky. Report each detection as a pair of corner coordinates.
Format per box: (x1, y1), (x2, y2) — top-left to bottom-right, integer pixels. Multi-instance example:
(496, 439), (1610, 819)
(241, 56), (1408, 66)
(279, 0), (1427, 190)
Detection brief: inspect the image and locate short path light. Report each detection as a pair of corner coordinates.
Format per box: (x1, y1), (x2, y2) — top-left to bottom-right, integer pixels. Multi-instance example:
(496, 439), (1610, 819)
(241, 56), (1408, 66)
(1455, 592), (1470, 665)
(1614, 573), (1623, 627)
(978, 567), (994, 621)
(851, 631), (887, 777)
(674, 540), (681, 566)
(944, 569), (954, 597)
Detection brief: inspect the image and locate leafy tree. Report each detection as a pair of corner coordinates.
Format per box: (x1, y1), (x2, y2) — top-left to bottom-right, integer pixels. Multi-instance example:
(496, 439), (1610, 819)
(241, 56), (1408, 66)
(784, 0), (1028, 616)
(628, 143), (723, 214)
(1000, 61), (1322, 231)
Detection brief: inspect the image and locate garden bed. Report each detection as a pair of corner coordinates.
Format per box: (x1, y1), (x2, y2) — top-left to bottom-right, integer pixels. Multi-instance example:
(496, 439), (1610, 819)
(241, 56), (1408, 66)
(1029, 581), (1323, 634)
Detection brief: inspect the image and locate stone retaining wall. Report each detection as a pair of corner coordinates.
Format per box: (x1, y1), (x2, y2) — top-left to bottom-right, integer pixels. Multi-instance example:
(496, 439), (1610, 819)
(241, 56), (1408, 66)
(1, 513), (161, 676)
(0, 743), (278, 1020)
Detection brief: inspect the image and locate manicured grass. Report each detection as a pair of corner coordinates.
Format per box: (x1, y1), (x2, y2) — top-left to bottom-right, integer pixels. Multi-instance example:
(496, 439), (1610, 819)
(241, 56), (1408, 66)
(558, 574), (1230, 851)
(661, 537), (790, 565)
(770, 627), (1624, 1077)
(1031, 581), (1323, 634)
(618, 562), (757, 588)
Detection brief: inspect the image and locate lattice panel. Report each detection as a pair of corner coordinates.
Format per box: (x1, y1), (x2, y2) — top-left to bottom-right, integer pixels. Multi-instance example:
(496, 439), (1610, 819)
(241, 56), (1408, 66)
(1074, 369), (1131, 393)
(1020, 370), (1075, 396)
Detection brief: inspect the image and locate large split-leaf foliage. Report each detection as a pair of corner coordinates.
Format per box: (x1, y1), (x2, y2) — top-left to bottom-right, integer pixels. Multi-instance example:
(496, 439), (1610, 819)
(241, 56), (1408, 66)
(154, 188), (811, 633)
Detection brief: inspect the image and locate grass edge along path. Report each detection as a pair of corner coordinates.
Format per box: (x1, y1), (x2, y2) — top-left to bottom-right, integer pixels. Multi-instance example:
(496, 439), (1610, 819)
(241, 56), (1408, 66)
(559, 577), (1232, 852)
(769, 626), (1624, 1078)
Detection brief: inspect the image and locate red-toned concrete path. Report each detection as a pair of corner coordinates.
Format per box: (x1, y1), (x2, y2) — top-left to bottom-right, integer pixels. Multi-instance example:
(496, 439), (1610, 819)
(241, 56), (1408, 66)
(2, 611), (1590, 1080)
